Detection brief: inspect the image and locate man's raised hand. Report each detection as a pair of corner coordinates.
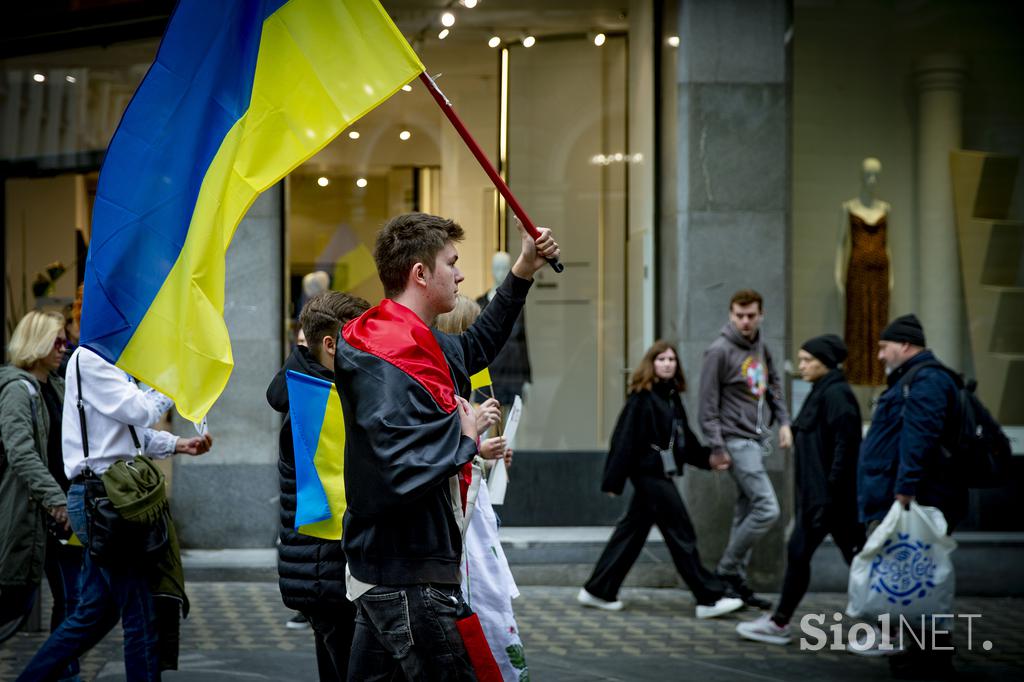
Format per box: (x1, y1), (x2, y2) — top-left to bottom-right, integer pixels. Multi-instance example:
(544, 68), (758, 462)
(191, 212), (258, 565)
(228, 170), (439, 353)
(511, 216), (560, 279)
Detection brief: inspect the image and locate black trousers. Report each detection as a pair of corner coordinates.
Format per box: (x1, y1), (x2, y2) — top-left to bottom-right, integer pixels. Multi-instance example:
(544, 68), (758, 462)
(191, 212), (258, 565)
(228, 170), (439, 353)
(774, 504), (864, 624)
(306, 600), (357, 682)
(585, 475), (725, 606)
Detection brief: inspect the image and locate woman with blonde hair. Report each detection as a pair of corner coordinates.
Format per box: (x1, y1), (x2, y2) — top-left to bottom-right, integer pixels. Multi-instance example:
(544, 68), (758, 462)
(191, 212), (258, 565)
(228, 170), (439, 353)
(0, 310), (82, 679)
(578, 340), (744, 619)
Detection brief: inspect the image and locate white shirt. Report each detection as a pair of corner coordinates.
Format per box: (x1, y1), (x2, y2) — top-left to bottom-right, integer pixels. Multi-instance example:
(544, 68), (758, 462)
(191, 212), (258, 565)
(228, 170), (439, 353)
(63, 347), (178, 479)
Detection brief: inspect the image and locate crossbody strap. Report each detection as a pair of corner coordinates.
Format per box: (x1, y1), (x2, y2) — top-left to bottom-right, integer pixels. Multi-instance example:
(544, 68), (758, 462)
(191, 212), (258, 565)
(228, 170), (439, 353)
(76, 353), (144, 461)
(75, 353), (90, 464)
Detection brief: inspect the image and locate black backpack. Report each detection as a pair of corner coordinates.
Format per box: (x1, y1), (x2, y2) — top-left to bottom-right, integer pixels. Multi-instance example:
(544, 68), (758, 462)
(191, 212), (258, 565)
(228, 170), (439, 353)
(899, 360), (1012, 488)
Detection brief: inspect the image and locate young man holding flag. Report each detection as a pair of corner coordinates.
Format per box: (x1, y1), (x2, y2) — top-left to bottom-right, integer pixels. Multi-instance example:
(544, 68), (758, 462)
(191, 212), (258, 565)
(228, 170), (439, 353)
(267, 291), (369, 681)
(335, 212), (558, 680)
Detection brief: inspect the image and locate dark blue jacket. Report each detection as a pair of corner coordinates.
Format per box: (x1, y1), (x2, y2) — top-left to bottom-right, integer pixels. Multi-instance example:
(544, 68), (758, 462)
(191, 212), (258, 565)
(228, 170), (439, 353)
(857, 351), (967, 526)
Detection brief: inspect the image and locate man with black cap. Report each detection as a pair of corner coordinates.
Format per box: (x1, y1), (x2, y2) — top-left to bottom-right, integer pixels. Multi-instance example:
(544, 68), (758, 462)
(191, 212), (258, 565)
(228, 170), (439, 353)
(857, 314), (964, 675)
(736, 334), (863, 645)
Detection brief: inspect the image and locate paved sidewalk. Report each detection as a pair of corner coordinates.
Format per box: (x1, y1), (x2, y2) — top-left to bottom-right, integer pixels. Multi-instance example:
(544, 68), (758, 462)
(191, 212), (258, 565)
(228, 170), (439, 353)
(1, 584), (1021, 680)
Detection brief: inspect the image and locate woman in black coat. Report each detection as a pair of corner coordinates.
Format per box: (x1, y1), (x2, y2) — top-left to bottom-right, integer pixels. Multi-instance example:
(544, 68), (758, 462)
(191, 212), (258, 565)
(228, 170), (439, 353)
(737, 334), (864, 645)
(578, 340), (743, 619)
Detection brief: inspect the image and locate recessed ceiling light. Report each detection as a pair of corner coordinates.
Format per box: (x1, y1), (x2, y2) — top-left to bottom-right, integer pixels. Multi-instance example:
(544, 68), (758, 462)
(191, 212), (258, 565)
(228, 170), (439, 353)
(65, 75), (77, 84)
(33, 73), (45, 83)
(317, 177), (329, 187)
(401, 84), (413, 92)
(399, 130), (411, 141)
(667, 36), (680, 47)
(348, 131), (360, 140)
(461, 0), (478, 8)
(522, 35), (536, 48)
(356, 178), (368, 188)
(438, 28), (450, 40)
(441, 12), (455, 27)
(594, 33), (606, 47)
(488, 36), (501, 48)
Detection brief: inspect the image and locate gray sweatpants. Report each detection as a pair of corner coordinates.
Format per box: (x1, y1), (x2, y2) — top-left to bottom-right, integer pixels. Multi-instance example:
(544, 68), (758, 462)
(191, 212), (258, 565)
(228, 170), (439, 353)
(716, 438), (780, 577)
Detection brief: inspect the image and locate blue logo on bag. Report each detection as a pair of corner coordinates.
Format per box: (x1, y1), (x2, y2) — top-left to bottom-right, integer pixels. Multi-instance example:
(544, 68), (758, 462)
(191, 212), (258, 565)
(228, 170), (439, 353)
(868, 533), (937, 606)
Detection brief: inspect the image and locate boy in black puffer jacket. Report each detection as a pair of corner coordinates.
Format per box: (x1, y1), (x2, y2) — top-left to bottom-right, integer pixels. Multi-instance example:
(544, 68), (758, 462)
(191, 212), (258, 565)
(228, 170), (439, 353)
(266, 292), (369, 682)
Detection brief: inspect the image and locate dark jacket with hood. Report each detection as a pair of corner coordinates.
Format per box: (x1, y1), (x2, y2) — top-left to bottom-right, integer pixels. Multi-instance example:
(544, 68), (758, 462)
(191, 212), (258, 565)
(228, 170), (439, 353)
(858, 350), (966, 526)
(698, 323), (790, 451)
(791, 368), (861, 518)
(266, 345), (347, 612)
(601, 380), (711, 496)
(335, 272), (531, 587)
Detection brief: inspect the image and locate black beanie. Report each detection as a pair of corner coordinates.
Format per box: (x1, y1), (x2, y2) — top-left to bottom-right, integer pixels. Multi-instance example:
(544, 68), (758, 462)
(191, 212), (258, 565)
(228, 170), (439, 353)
(880, 314), (926, 347)
(801, 334), (847, 369)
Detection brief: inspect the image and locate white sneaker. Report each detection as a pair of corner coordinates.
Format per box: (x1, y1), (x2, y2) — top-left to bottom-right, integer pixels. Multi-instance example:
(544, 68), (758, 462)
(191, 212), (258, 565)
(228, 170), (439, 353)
(576, 588), (624, 611)
(736, 614), (792, 645)
(695, 596), (744, 619)
(846, 624), (902, 657)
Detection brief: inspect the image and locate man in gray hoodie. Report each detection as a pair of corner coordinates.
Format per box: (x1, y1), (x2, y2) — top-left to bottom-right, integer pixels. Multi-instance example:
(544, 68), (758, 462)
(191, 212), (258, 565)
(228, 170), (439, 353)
(698, 289), (791, 609)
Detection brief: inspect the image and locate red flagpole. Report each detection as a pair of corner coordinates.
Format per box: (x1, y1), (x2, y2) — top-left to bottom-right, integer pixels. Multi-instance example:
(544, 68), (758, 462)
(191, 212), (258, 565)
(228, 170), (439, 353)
(418, 72), (564, 273)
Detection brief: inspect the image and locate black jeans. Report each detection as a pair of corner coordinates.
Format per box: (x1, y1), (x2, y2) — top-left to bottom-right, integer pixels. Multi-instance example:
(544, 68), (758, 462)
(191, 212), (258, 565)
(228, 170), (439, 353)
(347, 584), (475, 681)
(585, 475), (725, 606)
(774, 504), (864, 624)
(305, 601), (357, 682)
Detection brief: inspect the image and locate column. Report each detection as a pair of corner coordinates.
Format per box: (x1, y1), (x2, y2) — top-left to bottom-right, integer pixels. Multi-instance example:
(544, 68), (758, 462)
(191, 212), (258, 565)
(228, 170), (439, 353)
(669, 0), (791, 589)
(170, 183), (284, 548)
(915, 54), (967, 369)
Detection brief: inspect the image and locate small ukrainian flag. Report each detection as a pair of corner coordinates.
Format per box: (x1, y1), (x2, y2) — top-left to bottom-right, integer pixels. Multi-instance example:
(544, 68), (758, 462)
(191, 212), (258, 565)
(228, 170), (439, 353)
(285, 370), (346, 540)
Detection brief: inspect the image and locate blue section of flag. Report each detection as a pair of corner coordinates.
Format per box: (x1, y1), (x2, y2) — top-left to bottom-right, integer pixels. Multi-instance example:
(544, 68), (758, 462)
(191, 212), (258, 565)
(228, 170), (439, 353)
(81, 0), (271, 361)
(285, 370), (332, 527)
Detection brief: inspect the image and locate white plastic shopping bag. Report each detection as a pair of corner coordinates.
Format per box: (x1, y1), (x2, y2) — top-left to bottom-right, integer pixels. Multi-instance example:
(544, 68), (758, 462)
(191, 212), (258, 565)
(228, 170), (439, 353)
(846, 501), (957, 619)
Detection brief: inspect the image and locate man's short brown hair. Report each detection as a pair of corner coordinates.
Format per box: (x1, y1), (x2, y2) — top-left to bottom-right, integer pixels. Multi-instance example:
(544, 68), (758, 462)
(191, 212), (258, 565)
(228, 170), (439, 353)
(374, 213), (465, 298)
(730, 289), (763, 312)
(299, 291), (371, 348)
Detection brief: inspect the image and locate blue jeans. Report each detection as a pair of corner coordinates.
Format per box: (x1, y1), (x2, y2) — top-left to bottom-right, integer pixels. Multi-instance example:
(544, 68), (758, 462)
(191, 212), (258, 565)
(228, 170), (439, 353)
(43, 535), (84, 681)
(347, 584), (476, 681)
(18, 483), (159, 682)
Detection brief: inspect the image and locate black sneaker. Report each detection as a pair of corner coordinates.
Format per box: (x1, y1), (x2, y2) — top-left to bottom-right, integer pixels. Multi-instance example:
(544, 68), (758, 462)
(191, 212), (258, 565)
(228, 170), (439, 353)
(285, 612), (310, 630)
(718, 572), (773, 610)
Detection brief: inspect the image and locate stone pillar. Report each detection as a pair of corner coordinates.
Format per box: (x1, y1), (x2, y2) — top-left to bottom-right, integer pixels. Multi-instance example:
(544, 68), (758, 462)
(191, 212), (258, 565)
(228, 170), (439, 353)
(170, 183), (284, 548)
(669, 0), (791, 589)
(914, 54), (966, 369)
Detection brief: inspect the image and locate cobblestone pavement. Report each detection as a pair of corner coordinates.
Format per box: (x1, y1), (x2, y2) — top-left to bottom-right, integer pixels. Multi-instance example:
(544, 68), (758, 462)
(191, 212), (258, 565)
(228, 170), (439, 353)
(1, 584), (1021, 680)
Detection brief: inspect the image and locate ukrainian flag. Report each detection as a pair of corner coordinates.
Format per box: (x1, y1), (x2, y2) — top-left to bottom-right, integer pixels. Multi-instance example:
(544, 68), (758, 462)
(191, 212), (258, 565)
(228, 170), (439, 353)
(80, 0), (424, 420)
(285, 370), (346, 540)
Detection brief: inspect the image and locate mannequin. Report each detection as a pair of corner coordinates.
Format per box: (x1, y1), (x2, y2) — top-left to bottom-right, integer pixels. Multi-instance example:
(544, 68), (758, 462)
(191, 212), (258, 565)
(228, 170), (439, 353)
(476, 252), (532, 404)
(835, 158), (893, 386)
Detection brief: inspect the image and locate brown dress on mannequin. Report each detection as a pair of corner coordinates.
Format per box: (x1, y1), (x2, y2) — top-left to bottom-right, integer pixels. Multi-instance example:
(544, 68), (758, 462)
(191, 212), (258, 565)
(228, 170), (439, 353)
(844, 211), (889, 385)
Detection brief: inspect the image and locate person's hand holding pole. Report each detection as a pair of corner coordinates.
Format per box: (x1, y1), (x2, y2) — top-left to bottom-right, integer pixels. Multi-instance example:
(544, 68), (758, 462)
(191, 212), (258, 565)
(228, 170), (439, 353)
(510, 217), (560, 281)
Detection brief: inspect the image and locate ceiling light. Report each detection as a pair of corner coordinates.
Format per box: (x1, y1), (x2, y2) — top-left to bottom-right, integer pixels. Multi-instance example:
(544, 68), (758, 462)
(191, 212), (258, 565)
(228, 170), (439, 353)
(438, 28), (450, 40)
(522, 35), (536, 48)
(33, 73), (45, 83)
(401, 84), (412, 92)
(317, 177), (329, 187)
(488, 36), (501, 48)
(356, 178), (368, 188)
(348, 131), (360, 139)
(594, 33), (606, 47)
(667, 35), (680, 47)
(441, 12), (455, 27)
(65, 75), (77, 84)
(399, 130), (412, 141)
(461, 0), (478, 7)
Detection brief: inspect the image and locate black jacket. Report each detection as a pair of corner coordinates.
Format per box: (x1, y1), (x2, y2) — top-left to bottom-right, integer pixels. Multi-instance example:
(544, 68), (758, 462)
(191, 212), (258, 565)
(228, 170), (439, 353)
(475, 293), (531, 403)
(335, 273), (532, 586)
(601, 381), (711, 495)
(791, 369), (861, 519)
(266, 345), (347, 612)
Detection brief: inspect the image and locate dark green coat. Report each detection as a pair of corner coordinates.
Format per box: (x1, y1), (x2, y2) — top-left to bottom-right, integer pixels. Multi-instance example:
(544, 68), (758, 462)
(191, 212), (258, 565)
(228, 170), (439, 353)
(0, 365), (65, 586)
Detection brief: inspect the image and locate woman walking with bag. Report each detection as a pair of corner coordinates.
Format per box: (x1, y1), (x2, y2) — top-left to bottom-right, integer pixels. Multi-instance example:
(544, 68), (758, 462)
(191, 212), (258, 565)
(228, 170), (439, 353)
(0, 312), (79, 674)
(578, 340), (744, 619)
